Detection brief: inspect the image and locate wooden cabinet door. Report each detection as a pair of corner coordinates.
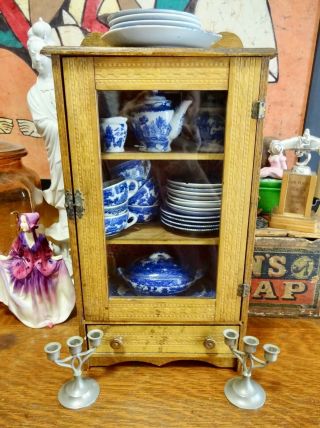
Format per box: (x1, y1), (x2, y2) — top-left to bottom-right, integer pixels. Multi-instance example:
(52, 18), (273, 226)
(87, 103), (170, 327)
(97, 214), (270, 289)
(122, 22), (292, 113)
(59, 53), (267, 325)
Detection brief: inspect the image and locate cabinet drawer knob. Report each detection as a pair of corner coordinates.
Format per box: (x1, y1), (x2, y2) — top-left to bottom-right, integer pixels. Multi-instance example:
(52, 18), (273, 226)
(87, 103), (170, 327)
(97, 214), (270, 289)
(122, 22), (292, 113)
(110, 336), (123, 350)
(203, 337), (216, 350)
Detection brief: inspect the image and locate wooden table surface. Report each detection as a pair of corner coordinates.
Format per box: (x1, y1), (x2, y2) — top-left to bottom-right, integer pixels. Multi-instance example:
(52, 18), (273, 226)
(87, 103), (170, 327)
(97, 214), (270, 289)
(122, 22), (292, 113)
(0, 306), (319, 428)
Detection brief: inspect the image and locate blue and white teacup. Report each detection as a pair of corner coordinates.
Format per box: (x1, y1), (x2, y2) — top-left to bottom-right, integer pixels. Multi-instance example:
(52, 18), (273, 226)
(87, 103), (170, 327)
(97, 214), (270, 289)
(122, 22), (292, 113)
(100, 116), (128, 153)
(104, 201), (128, 216)
(104, 210), (138, 236)
(110, 160), (151, 187)
(128, 203), (159, 223)
(103, 177), (139, 206)
(128, 177), (160, 206)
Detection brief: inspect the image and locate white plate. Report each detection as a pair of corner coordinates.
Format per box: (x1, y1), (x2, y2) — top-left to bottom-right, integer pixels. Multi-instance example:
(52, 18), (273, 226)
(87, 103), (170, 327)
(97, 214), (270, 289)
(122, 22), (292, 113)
(167, 188), (221, 201)
(161, 216), (219, 229)
(168, 178), (222, 189)
(161, 218), (219, 233)
(167, 195), (221, 208)
(161, 212), (220, 226)
(101, 26), (222, 48)
(107, 8), (201, 24)
(109, 13), (201, 27)
(161, 205), (220, 221)
(111, 19), (201, 31)
(166, 200), (221, 215)
(167, 183), (222, 195)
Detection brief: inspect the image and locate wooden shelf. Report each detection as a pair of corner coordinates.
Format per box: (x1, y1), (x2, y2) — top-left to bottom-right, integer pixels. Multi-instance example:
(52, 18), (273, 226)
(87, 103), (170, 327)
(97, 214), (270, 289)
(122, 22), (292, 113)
(106, 222), (220, 245)
(101, 151), (224, 161)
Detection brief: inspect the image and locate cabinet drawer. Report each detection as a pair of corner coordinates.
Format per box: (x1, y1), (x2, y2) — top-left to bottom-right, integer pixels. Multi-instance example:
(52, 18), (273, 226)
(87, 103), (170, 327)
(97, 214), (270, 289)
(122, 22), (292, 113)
(87, 325), (239, 355)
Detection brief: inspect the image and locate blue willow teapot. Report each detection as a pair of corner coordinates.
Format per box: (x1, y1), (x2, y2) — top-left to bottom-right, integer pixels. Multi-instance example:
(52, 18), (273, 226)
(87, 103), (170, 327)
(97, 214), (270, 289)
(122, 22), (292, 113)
(131, 93), (192, 152)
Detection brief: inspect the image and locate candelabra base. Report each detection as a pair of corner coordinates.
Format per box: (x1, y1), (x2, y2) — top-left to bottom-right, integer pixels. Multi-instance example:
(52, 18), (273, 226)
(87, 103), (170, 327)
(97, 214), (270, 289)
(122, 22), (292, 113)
(224, 376), (266, 410)
(58, 376), (100, 409)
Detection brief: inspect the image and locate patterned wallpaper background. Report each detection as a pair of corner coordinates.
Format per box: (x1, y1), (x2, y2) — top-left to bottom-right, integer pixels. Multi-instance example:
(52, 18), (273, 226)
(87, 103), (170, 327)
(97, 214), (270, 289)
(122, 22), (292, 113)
(0, 0), (318, 177)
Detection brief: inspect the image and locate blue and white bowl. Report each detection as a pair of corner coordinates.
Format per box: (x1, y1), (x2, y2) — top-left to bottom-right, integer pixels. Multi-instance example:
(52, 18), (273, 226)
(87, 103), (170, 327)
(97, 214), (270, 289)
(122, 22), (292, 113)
(110, 160), (151, 186)
(104, 210), (138, 236)
(128, 203), (159, 223)
(103, 177), (138, 206)
(128, 177), (160, 206)
(118, 251), (203, 296)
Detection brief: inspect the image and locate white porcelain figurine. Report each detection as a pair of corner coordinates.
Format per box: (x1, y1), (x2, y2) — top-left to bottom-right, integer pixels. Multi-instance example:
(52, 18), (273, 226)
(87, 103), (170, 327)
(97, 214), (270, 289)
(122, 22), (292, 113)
(27, 19), (72, 273)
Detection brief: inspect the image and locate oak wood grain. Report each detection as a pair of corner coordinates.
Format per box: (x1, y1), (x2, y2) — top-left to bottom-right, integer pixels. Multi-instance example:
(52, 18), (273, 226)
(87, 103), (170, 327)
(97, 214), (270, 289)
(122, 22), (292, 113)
(0, 307), (318, 428)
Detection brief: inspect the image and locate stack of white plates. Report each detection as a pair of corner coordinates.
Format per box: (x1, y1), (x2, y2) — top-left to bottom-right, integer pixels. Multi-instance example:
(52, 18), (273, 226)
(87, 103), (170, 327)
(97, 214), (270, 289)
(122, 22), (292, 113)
(160, 178), (222, 234)
(102, 9), (221, 48)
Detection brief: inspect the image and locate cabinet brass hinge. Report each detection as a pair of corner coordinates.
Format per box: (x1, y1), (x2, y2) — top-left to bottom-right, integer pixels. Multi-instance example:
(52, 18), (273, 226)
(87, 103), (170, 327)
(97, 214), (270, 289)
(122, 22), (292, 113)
(252, 100), (266, 119)
(238, 283), (251, 298)
(65, 189), (85, 220)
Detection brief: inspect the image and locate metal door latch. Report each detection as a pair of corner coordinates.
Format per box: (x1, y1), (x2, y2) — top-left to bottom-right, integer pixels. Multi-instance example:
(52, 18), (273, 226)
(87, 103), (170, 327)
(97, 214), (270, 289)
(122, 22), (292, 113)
(237, 283), (251, 297)
(65, 189), (84, 219)
(252, 101), (266, 119)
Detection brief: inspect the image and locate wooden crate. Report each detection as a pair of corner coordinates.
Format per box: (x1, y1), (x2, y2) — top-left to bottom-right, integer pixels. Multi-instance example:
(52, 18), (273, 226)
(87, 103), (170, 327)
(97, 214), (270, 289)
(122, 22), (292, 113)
(249, 229), (320, 317)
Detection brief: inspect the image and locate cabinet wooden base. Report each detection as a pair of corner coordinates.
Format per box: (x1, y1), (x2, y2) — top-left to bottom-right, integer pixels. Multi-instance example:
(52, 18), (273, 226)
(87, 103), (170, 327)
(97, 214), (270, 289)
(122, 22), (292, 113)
(89, 353), (236, 368)
(85, 324), (238, 368)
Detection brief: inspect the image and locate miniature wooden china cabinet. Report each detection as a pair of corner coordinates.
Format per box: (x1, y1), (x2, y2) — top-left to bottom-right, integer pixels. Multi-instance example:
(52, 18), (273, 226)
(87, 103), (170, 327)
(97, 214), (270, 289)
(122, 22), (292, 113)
(45, 43), (274, 368)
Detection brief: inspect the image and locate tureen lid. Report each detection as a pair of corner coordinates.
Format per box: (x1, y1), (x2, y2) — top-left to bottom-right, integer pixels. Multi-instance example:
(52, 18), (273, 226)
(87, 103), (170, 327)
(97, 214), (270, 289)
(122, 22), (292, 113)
(124, 252), (191, 282)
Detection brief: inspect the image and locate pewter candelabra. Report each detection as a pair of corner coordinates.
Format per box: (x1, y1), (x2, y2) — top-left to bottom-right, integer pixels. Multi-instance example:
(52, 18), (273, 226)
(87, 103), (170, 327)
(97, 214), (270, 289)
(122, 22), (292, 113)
(44, 329), (104, 409)
(223, 329), (280, 410)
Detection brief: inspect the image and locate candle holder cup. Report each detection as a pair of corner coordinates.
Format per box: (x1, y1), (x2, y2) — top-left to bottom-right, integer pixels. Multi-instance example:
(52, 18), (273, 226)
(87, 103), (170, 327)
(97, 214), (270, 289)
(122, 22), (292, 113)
(223, 329), (280, 410)
(44, 329), (104, 409)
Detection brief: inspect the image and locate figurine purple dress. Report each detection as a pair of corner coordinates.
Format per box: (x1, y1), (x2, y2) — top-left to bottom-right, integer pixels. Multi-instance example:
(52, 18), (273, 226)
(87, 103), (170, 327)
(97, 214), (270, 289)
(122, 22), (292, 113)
(0, 212), (75, 328)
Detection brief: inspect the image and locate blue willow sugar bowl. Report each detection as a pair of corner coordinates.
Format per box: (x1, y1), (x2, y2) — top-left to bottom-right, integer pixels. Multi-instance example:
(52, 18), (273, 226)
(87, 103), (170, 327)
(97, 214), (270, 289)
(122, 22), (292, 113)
(117, 251), (203, 296)
(130, 94), (192, 152)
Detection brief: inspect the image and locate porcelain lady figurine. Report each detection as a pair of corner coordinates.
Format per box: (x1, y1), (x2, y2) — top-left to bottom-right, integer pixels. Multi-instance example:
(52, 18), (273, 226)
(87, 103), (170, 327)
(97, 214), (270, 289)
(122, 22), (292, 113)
(27, 20), (70, 246)
(0, 212), (75, 328)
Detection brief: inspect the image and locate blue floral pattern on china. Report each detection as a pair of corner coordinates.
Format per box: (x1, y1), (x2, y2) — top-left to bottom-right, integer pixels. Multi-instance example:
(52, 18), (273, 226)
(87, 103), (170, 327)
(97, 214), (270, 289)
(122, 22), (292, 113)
(104, 211), (137, 236)
(118, 252), (203, 296)
(104, 201), (128, 216)
(196, 112), (225, 146)
(111, 160), (151, 186)
(128, 178), (159, 206)
(132, 115), (172, 152)
(103, 123), (127, 151)
(128, 204), (159, 223)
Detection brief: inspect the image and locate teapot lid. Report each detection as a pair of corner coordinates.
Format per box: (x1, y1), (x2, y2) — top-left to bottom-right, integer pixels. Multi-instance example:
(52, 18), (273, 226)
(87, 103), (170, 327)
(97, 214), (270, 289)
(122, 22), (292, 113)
(135, 94), (172, 112)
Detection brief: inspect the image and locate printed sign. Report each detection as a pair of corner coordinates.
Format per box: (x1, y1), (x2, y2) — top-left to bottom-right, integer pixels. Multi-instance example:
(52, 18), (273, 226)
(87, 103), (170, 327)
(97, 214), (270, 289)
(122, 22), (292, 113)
(251, 248), (319, 306)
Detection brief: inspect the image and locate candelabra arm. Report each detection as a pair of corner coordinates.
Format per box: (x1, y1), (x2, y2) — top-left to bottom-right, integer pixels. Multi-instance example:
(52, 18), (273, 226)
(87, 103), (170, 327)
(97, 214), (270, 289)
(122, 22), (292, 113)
(251, 353), (268, 369)
(76, 348), (96, 372)
(54, 355), (77, 372)
(230, 347), (246, 367)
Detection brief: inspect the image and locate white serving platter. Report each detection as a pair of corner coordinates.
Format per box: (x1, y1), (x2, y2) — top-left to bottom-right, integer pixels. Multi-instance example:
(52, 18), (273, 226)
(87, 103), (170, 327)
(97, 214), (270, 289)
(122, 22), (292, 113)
(102, 25), (222, 48)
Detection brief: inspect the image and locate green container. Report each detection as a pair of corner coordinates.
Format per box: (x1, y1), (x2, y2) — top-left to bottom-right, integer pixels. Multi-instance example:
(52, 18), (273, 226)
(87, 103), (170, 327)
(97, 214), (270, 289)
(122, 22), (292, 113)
(258, 179), (282, 213)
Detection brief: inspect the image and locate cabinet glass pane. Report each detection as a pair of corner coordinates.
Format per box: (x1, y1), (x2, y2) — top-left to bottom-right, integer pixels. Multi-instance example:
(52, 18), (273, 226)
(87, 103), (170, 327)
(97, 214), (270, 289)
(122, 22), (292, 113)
(99, 89), (226, 300)
(108, 245), (217, 298)
(98, 90), (226, 153)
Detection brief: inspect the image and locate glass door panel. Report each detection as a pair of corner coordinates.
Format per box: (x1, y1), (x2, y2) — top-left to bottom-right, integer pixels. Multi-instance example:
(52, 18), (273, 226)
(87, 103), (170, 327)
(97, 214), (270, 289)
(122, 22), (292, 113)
(99, 89), (227, 303)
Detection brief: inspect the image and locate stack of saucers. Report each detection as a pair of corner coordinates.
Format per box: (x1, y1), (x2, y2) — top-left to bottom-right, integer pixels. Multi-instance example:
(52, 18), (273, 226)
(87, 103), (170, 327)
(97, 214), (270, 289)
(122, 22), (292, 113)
(101, 8), (221, 48)
(160, 178), (222, 234)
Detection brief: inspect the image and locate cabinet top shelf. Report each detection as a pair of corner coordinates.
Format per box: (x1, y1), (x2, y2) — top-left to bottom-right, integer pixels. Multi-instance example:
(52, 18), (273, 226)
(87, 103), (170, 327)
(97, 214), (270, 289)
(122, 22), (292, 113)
(43, 46), (276, 58)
